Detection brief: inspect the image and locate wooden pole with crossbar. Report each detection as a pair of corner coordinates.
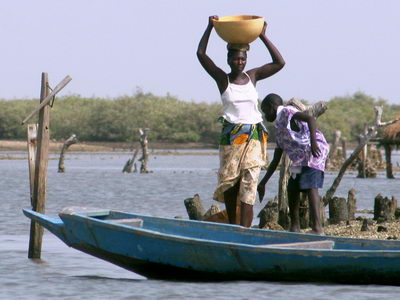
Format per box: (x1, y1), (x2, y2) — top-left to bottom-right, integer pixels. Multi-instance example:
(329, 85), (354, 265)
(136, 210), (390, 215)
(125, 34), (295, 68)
(26, 73), (72, 259)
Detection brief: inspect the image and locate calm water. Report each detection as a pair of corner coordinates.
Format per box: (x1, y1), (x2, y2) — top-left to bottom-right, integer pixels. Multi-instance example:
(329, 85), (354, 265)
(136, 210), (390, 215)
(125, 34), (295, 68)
(2, 151), (400, 300)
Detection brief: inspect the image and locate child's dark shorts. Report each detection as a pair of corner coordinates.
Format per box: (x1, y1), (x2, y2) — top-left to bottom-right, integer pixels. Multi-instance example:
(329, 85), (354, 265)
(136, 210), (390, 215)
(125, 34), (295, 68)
(287, 166), (324, 192)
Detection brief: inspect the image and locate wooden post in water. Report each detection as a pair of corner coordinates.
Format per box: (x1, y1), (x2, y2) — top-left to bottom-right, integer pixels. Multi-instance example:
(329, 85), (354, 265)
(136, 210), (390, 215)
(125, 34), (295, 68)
(122, 148), (139, 173)
(277, 154), (290, 229)
(58, 134), (78, 173)
(28, 73), (50, 259)
(27, 124), (38, 207)
(358, 123), (369, 178)
(341, 137), (347, 160)
(23, 73), (72, 259)
(139, 128), (152, 173)
(326, 130), (341, 168)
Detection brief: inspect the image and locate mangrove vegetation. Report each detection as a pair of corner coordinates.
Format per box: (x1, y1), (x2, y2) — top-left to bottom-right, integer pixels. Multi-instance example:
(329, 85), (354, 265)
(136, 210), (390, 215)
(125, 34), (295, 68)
(0, 92), (399, 145)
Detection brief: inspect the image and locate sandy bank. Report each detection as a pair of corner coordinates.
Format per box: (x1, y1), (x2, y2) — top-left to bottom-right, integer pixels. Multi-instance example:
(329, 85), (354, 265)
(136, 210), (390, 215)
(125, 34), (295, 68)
(0, 139), (217, 153)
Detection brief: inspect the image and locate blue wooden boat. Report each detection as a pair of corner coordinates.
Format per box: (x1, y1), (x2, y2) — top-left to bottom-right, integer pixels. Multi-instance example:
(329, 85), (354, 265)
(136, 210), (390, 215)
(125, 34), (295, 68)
(23, 207), (400, 285)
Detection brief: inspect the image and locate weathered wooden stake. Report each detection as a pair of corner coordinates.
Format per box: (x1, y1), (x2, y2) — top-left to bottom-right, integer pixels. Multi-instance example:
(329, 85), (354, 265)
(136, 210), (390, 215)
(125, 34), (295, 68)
(122, 148), (139, 173)
(347, 189), (357, 221)
(341, 137), (347, 160)
(28, 73), (50, 259)
(277, 154), (290, 229)
(327, 130), (342, 165)
(358, 124), (369, 178)
(58, 134), (77, 173)
(139, 128), (152, 173)
(27, 124), (38, 207)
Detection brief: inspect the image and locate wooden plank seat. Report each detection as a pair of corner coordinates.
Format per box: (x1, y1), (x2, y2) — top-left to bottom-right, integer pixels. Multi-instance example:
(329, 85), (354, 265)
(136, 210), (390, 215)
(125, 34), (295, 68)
(110, 218), (143, 228)
(261, 240), (335, 249)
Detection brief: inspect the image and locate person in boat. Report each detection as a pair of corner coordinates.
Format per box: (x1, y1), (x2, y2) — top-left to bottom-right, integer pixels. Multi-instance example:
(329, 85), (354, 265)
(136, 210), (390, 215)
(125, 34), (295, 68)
(257, 93), (329, 234)
(197, 16), (285, 227)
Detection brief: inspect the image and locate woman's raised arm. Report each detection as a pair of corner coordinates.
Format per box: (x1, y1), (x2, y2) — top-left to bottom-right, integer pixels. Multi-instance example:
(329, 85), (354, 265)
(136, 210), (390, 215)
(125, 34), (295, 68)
(248, 22), (285, 83)
(196, 16), (227, 94)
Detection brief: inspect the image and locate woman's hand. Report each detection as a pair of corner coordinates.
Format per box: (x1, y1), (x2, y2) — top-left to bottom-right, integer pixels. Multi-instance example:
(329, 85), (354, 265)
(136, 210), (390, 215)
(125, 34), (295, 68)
(260, 21), (267, 37)
(208, 15), (218, 27)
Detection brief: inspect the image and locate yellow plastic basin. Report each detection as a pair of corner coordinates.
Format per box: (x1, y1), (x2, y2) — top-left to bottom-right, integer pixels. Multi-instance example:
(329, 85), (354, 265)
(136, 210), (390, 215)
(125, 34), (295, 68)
(213, 15), (264, 44)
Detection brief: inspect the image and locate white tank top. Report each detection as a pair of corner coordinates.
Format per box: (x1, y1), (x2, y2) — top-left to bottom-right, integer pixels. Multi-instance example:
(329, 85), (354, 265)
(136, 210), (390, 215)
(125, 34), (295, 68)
(220, 73), (263, 124)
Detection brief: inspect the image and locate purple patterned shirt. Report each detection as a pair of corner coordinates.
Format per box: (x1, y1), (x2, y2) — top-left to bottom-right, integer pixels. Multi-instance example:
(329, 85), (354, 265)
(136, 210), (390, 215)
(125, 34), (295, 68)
(275, 106), (329, 172)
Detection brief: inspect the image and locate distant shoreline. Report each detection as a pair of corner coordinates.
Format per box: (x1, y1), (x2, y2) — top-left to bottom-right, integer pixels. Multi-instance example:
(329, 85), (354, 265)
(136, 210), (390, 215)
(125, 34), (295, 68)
(0, 139), (383, 154)
(0, 139), (221, 153)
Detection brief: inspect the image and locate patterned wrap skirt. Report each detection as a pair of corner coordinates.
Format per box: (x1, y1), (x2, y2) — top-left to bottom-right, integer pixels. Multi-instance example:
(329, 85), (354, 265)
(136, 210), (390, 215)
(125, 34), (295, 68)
(213, 119), (268, 205)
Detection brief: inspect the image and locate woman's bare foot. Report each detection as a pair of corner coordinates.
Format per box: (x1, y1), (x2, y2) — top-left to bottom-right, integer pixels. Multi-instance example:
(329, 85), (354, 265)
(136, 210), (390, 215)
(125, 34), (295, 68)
(307, 229), (325, 235)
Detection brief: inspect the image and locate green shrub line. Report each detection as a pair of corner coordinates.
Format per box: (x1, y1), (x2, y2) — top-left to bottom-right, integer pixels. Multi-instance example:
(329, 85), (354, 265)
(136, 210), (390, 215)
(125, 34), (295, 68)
(1, 92), (398, 144)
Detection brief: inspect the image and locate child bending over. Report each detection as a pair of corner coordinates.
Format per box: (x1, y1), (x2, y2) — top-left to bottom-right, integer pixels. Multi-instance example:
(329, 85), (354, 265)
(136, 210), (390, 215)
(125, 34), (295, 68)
(257, 93), (329, 234)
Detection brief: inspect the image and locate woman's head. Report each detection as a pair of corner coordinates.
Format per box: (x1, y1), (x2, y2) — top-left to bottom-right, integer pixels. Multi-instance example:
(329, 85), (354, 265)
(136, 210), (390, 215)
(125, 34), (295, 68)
(227, 43), (249, 74)
(261, 93), (283, 122)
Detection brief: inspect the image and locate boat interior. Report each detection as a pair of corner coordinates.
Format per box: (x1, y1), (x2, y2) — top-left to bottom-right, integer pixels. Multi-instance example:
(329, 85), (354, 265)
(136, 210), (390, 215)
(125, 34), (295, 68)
(81, 210), (400, 251)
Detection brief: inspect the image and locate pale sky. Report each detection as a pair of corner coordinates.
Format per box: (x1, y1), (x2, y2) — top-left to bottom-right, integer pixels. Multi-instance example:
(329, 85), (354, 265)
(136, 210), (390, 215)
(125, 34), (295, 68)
(1, 0), (399, 103)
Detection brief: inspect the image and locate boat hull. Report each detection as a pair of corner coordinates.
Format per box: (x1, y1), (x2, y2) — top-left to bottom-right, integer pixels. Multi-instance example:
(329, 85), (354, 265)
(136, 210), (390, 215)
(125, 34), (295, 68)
(23, 209), (400, 285)
(69, 235), (400, 284)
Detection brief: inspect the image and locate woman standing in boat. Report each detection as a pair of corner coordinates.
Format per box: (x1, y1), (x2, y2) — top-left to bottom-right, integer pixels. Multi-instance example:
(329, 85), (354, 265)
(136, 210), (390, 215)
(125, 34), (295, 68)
(196, 16), (285, 227)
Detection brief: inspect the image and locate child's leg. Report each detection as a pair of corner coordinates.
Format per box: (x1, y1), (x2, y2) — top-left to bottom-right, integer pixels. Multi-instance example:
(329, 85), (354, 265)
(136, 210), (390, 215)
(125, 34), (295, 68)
(224, 183), (240, 224)
(307, 188), (324, 234)
(288, 189), (301, 232)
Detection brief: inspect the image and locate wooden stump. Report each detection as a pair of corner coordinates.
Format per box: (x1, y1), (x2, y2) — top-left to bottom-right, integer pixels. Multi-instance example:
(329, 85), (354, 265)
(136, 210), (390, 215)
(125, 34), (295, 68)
(58, 134), (77, 173)
(327, 130), (342, 168)
(277, 155), (290, 229)
(122, 148), (139, 173)
(341, 138), (347, 160)
(202, 210), (229, 223)
(374, 194), (397, 222)
(258, 197), (279, 228)
(184, 194), (205, 220)
(329, 197), (348, 224)
(184, 195), (241, 224)
(201, 206), (240, 224)
(139, 128), (152, 173)
(347, 189), (357, 221)
(203, 204), (221, 219)
(394, 208), (400, 220)
(361, 219), (370, 231)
